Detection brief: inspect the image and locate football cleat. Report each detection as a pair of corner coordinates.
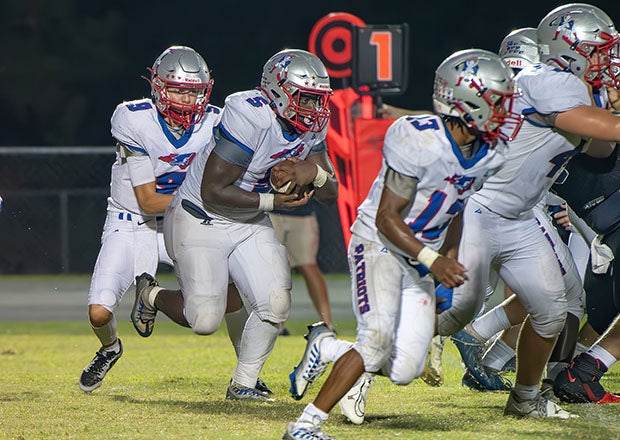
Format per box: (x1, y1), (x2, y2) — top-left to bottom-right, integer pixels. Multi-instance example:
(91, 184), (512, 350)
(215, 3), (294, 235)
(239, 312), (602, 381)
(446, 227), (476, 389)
(131, 272), (159, 337)
(338, 372), (374, 424)
(79, 339), (123, 392)
(421, 335), (445, 387)
(451, 326), (508, 390)
(255, 377), (273, 396)
(553, 353), (616, 404)
(289, 322), (334, 400)
(596, 392), (620, 404)
(503, 390), (576, 419)
(283, 421), (333, 440)
(461, 367), (511, 392)
(540, 379), (560, 404)
(226, 380), (274, 402)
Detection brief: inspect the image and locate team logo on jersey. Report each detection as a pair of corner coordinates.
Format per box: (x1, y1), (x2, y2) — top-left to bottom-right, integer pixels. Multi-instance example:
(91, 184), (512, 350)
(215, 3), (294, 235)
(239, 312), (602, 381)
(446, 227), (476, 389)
(456, 58), (480, 86)
(270, 143), (305, 160)
(552, 14), (575, 41)
(445, 174), (475, 194)
(158, 152), (196, 169)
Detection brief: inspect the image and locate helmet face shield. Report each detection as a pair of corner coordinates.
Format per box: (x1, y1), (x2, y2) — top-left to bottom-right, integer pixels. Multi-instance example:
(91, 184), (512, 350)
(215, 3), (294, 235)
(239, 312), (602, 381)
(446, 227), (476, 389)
(433, 49), (523, 143)
(148, 46), (213, 129)
(260, 49), (332, 133)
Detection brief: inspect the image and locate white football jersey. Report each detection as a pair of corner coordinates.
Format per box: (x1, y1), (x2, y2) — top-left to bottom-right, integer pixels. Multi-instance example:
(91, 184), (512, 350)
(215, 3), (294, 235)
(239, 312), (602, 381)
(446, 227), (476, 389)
(472, 64), (597, 218)
(108, 98), (222, 215)
(352, 114), (508, 255)
(178, 89), (327, 221)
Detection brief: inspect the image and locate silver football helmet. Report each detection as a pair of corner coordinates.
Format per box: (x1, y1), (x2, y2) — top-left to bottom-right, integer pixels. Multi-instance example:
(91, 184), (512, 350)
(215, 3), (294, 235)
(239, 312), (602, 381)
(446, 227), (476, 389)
(537, 3), (620, 88)
(433, 49), (523, 142)
(147, 46), (213, 129)
(260, 49), (332, 133)
(499, 27), (540, 71)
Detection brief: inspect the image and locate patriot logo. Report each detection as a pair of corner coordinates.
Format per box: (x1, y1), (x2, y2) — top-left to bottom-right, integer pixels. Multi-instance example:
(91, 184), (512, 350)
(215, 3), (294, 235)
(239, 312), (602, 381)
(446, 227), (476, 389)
(270, 143), (305, 160)
(270, 55), (292, 82)
(553, 14), (575, 40)
(456, 59), (480, 86)
(158, 152), (196, 170)
(445, 174), (475, 194)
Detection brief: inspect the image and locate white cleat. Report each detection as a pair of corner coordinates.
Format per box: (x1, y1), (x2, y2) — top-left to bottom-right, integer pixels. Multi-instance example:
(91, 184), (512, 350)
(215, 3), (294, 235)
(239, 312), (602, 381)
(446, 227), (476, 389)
(504, 391), (577, 419)
(338, 372), (374, 424)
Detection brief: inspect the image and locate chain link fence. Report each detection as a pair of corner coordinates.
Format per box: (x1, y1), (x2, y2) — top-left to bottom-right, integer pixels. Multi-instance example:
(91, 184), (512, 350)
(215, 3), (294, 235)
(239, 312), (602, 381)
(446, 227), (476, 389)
(0, 147), (348, 274)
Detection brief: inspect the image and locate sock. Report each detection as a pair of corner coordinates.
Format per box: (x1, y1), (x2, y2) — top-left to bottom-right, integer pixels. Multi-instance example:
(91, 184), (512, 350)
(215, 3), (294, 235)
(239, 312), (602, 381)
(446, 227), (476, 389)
(471, 305), (511, 341)
(232, 312), (279, 388)
(587, 345), (617, 370)
(225, 306), (250, 357)
(91, 314), (118, 347)
(574, 342), (589, 356)
(148, 286), (163, 308)
(298, 403), (329, 425)
(320, 335), (353, 363)
(483, 337), (516, 371)
(513, 382), (539, 401)
(546, 361), (568, 381)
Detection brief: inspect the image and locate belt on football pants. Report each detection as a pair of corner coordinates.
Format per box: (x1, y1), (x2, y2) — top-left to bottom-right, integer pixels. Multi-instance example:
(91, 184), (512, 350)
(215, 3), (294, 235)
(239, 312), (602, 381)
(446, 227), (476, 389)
(181, 199), (213, 221)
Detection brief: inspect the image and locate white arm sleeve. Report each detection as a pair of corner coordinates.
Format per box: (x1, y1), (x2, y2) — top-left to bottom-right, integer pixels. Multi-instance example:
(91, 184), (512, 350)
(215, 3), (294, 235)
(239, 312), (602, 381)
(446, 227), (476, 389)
(127, 155), (156, 187)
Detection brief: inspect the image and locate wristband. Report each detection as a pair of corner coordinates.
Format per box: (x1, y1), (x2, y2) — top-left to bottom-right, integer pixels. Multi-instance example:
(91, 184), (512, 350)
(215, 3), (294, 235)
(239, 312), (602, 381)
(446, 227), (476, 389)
(313, 164), (333, 188)
(258, 193), (274, 212)
(417, 246), (440, 268)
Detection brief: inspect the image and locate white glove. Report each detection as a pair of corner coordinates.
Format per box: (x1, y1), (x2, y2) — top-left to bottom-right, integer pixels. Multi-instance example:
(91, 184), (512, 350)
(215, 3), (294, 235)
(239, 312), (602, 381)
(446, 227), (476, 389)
(591, 235), (614, 274)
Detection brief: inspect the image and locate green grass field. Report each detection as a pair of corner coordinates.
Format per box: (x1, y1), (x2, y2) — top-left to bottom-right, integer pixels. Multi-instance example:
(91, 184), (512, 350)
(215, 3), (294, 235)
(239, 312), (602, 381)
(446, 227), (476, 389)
(0, 320), (618, 440)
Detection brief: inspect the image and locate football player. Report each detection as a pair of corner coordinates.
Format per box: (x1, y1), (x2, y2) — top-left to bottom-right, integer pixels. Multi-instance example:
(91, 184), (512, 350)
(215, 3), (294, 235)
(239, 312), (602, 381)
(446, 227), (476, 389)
(438, 3), (620, 418)
(284, 48), (523, 439)
(130, 49), (338, 401)
(79, 46), (251, 393)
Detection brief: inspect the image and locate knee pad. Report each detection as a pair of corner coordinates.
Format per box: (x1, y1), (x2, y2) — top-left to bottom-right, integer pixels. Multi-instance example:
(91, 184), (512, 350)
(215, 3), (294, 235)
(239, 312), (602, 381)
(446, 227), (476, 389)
(255, 288), (290, 324)
(185, 295), (226, 335)
(530, 305), (567, 339)
(389, 355), (426, 386)
(354, 328), (393, 373)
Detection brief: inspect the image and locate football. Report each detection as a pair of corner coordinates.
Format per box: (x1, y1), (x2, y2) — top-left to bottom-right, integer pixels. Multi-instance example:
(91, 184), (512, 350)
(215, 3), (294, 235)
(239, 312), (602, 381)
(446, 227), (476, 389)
(269, 159), (314, 199)
(269, 158), (297, 194)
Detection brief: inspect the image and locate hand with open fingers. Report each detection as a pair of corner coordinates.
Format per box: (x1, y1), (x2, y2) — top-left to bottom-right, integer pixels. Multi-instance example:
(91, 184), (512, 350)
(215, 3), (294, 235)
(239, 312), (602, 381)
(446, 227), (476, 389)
(274, 189), (315, 210)
(430, 256), (468, 289)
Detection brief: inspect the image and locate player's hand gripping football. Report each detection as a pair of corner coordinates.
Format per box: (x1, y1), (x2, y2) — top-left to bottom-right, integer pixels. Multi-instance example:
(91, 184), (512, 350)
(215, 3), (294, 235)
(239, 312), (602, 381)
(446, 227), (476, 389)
(269, 158), (316, 199)
(430, 256), (468, 289)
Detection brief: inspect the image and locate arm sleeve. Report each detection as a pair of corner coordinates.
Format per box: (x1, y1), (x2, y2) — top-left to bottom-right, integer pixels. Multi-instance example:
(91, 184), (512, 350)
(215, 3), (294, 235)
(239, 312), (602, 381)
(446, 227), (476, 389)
(127, 155), (156, 187)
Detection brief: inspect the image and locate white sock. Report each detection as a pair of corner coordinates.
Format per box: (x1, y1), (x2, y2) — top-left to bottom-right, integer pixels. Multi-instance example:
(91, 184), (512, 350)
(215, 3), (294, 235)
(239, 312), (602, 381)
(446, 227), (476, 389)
(320, 335), (354, 363)
(587, 345), (617, 370)
(91, 314), (118, 347)
(298, 403), (329, 425)
(148, 286), (163, 308)
(471, 305), (511, 341)
(232, 312), (279, 388)
(225, 306), (250, 357)
(513, 382), (539, 401)
(483, 337), (515, 371)
(574, 342), (589, 356)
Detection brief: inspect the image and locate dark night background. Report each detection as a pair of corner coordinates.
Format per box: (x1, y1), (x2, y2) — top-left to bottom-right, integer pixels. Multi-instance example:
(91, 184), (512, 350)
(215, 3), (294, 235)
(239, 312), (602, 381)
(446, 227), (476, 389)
(3, 0), (619, 147)
(1, 1), (619, 274)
